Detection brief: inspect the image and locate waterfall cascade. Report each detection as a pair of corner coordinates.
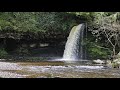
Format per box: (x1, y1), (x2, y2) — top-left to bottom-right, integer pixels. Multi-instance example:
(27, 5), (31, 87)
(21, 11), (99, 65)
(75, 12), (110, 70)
(63, 24), (86, 61)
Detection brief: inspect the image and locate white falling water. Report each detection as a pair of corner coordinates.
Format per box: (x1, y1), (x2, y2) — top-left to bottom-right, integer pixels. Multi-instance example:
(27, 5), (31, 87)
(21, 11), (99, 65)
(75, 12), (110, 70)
(63, 24), (85, 61)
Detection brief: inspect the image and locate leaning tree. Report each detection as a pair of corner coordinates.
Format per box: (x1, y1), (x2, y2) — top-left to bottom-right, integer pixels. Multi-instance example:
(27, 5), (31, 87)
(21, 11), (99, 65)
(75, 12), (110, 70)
(88, 12), (120, 58)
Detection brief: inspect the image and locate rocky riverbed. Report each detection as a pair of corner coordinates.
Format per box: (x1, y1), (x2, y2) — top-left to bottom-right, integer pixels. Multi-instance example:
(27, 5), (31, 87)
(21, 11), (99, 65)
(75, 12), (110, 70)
(0, 61), (120, 78)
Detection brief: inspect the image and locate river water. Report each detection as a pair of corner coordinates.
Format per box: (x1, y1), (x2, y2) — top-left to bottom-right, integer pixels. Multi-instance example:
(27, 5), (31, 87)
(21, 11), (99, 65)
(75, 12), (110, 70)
(0, 60), (120, 78)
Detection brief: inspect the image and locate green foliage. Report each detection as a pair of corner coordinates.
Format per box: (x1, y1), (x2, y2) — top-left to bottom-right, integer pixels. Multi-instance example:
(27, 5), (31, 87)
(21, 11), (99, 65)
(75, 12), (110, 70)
(78, 12), (120, 59)
(15, 46), (30, 56)
(0, 48), (8, 58)
(88, 45), (110, 59)
(37, 12), (77, 33)
(0, 12), (78, 40)
(67, 12), (93, 21)
(85, 38), (112, 59)
(0, 12), (78, 33)
(0, 12), (119, 59)
(88, 12), (120, 56)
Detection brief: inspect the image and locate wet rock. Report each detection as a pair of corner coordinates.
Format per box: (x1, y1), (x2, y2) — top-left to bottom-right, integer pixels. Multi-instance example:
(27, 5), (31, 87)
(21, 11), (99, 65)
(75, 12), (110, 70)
(106, 59), (120, 68)
(0, 59), (6, 61)
(116, 52), (120, 58)
(54, 76), (61, 78)
(45, 66), (51, 68)
(109, 52), (120, 68)
(112, 59), (120, 68)
(112, 63), (119, 68)
(106, 60), (112, 68)
(65, 65), (69, 67)
(113, 59), (120, 63)
(93, 59), (105, 64)
(37, 76), (48, 78)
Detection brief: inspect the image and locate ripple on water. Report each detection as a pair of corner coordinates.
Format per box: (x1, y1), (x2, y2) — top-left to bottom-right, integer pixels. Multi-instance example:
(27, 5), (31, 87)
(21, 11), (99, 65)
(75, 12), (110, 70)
(22, 65), (105, 74)
(0, 62), (22, 70)
(74, 65), (104, 69)
(0, 61), (114, 78)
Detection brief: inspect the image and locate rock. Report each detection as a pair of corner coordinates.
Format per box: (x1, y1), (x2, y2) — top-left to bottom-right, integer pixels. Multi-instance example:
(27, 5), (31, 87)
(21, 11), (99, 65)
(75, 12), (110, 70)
(0, 59), (6, 61)
(117, 52), (120, 57)
(30, 43), (37, 48)
(106, 59), (120, 68)
(113, 59), (120, 64)
(115, 52), (120, 59)
(54, 76), (61, 78)
(106, 60), (112, 68)
(40, 43), (49, 47)
(65, 65), (69, 67)
(93, 59), (105, 64)
(112, 62), (119, 68)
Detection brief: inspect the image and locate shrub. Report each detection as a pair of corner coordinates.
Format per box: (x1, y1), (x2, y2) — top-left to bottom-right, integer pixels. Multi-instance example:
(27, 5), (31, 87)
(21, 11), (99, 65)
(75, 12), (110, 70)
(0, 48), (8, 58)
(15, 46), (30, 56)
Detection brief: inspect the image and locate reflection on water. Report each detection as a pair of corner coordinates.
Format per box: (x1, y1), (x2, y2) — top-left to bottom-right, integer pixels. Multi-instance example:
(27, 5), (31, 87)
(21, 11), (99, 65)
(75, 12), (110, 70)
(49, 59), (98, 66)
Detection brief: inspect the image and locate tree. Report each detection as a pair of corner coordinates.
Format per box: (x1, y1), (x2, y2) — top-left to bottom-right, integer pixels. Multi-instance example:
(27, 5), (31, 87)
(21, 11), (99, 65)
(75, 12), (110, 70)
(88, 12), (120, 58)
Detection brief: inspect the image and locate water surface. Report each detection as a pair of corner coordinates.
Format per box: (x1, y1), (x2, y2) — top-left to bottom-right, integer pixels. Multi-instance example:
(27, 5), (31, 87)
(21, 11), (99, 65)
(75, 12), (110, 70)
(0, 60), (120, 78)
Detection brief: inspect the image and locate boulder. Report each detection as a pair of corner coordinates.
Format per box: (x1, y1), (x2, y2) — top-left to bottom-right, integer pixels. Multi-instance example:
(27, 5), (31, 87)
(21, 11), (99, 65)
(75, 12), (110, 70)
(106, 59), (120, 68)
(0, 59), (6, 61)
(93, 59), (105, 64)
(112, 62), (119, 68)
(106, 60), (112, 68)
(116, 52), (120, 59)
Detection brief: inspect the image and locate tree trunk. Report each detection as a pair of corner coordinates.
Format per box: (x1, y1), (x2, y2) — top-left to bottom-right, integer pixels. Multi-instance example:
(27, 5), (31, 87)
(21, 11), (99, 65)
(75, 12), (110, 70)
(113, 46), (116, 59)
(3, 38), (6, 49)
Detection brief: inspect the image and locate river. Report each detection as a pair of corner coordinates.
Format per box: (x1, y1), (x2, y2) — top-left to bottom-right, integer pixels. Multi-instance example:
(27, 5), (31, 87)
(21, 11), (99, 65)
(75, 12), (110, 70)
(0, 60), (120, 78)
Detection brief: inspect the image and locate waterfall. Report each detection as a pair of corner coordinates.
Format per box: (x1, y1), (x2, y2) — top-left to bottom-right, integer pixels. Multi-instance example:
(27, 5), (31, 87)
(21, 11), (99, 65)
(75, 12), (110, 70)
(63, 24), (85, 61)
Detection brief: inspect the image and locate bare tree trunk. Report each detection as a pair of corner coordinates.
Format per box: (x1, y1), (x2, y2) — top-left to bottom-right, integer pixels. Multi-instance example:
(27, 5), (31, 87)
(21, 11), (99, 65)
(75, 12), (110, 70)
(113, 46), (116, 59)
